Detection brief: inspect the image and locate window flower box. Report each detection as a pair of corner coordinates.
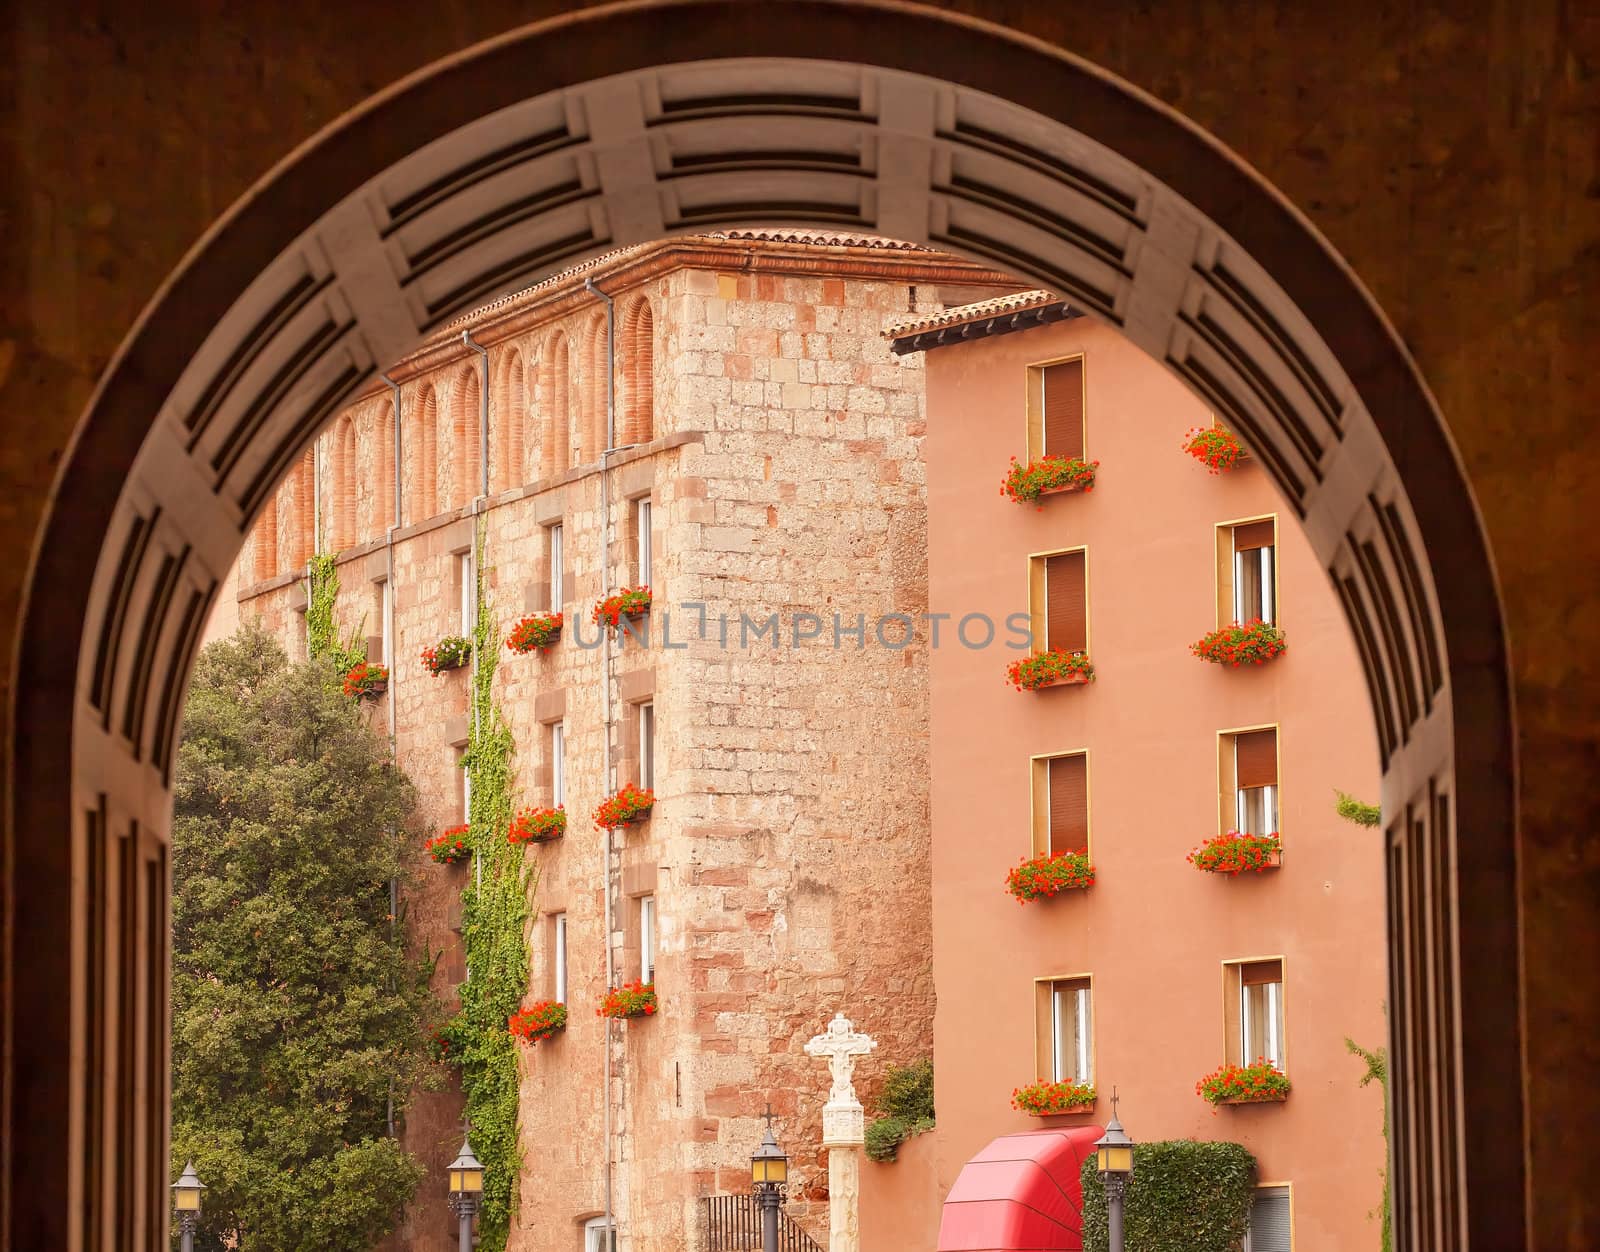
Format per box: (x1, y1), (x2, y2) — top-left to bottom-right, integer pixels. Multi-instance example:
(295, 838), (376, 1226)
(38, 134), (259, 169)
(426, 825), (472, 865)
(507, 806), (566, 846)
(1183, 425), (1243, 473)
(592, 586), (652, 629)
(421, 635), (472, 674)
(594, 783), (654, 830)
(1196, 1061), (1290, 1107)
(507, 612), (563, 654)
(599, 980), (657, 1020)
(1005, 852), (1095, 903)
(1187, 831), (1282, 875)
(1000, 455), (1099, 507)
(1191, 619), (1286, 666)
(341, 661), (389, 700)
(1006, 649), (1094, 692)
(509, 1000), (568, 1045)
(1011, 1080), (1096, 1116)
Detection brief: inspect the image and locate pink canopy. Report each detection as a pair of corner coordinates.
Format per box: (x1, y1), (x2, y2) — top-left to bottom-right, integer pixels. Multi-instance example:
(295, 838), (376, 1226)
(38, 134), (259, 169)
(937, 1126), (1104, 1251)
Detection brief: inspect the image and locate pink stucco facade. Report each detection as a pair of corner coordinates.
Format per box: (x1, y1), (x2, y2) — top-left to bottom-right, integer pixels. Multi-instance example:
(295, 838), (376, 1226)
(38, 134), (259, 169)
(907, 311), (1388, 1250)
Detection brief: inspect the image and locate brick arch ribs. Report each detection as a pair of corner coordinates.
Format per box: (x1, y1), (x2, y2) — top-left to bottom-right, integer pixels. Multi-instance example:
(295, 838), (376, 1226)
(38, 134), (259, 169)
(8, 5), (1519, 1250)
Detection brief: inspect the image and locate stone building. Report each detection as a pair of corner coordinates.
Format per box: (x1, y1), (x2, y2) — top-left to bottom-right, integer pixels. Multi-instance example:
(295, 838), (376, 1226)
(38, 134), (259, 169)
(228, 231), (1019, 1250)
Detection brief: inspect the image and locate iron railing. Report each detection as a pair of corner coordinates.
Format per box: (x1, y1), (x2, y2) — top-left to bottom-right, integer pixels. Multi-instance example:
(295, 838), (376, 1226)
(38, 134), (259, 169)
(702, 1194), (824, 1252)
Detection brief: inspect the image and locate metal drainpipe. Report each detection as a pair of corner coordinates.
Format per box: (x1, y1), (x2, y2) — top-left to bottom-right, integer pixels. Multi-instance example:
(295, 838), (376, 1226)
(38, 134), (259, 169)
(462, 330), (491, 500)
(380, 372), (403, 1140)
(585, 274), (618, 1243)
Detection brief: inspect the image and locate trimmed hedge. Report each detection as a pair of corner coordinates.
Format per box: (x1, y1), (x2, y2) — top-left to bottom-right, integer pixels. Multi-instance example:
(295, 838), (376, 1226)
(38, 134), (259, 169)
(1078, 1140), (1255, 1252)
(865, 1059), (935, 1163)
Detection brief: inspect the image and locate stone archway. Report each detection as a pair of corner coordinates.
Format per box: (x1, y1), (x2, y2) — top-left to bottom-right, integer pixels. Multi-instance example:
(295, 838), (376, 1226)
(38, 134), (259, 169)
(8, 4), (1518, 1249)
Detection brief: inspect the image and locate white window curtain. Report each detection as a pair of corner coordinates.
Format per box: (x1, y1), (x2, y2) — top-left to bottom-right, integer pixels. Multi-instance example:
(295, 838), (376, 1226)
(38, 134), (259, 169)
(549, 523), (564, 609)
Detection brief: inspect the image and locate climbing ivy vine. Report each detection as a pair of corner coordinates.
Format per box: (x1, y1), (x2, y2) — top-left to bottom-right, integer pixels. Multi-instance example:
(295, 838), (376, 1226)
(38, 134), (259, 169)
(306, 552), (367, 675)
(446, 519), (535, 1250)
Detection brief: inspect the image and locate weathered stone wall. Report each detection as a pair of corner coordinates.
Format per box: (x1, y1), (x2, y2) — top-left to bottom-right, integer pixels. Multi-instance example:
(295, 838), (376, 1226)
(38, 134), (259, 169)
(232, 237), (1005, 1250)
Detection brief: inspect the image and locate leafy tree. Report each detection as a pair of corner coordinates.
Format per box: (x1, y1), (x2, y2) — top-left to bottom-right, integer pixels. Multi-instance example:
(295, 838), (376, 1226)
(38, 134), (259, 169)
(170, 626), (437, 1250)
(1079, 1140), (1256, 1252)
(865, 1058), (935, 1162)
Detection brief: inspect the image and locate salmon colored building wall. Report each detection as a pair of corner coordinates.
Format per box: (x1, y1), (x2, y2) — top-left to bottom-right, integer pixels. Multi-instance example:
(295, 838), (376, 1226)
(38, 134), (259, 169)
(916, 314), (1387, 1250)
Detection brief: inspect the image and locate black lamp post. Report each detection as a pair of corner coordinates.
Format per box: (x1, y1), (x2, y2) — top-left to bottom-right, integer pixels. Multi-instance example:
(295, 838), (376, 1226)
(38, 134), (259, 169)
(1094, 1091), (1136, 1252)
(447, 1135), (485, 1252)
(171, 1161), (205, 1252)
(750, 1109), (789, 1252)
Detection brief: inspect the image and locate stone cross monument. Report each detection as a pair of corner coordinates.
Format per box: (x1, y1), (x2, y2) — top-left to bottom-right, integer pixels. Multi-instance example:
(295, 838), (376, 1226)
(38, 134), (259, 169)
(805, 1013), (878, 1252)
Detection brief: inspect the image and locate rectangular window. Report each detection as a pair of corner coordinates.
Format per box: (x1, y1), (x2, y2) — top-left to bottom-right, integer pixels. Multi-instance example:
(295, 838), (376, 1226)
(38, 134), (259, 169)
(553, 913), (568, 1004)
(639, 895), (656, 984)
(1029, 549), (1088, 654)
(1026, 356), (1086, 461)
(1031, 752), (1088, 856)
(638, 702), (656, 791)
(1244, 1185), (1292, 1252)
(1035, 976), (1092, 1084)
(551, 722), (565, 807)
(635, 498), (653, 587)
(1217, 518), (1277, 626)
(584, 1217), (617, 1252)
(1224, 727), (1279, 836)
(457, 748), (471, 824)
(548, 523), (564, 610)
(1226, 958), (1286, 1070)
(457, 550), (474, 634)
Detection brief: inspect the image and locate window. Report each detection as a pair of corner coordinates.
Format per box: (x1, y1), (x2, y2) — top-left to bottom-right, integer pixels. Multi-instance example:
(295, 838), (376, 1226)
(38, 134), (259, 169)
(378, 579), (392, 665)
(1031, 752), (1088, 856)
(639, 895), (656, 984)
(1029, 549), (1087, 654)
(458, 748), (471, 824)
(1219, 518), (1277, 625)
(638, 702), (655, 790)
(584, 1217), (617, 1252)
(635, 497), (653, 586)
(1026, 356), (1085, 461)
(1226, 958), (1286, 1069)
(1035, 976), (1092, 1084)
(553, 913), (568, 1003)
(1244, 1184), (1292, 1252)
(551, 722), (565, 807)
(457, 550), (474, 634)
(1223, 727), (1279, 836)
(548, 523), (564, 610)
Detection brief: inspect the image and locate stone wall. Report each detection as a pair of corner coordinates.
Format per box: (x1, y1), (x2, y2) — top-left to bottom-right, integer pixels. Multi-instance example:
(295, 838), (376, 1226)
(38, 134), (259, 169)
(232, 237), (1008, 1250)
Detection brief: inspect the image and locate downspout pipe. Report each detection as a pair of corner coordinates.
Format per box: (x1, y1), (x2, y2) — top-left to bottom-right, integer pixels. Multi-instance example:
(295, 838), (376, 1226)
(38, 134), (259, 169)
(379, 371), (403, 1141)
(585, 274), (618, 1244)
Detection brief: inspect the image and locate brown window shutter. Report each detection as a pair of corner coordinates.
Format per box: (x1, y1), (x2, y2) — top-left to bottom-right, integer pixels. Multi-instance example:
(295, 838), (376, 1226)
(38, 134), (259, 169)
(1241, 959), (1282, 987)
(1233, 519), (1276, 551)
(1234, 729), (1278, 789)
(1043, 360), (1084, 460)
(1046, 551), (1087, 653)
(1048, 754), (1088, 853)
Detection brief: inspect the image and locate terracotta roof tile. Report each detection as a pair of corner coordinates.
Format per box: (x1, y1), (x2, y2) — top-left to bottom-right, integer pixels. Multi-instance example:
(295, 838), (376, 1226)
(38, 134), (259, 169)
(881, 290), (1060, 340)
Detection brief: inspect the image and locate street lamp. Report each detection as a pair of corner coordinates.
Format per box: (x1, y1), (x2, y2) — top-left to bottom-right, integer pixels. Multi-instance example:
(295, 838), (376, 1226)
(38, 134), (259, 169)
(750, 1109), (789, 1252)
(171, 1161), (205, 1252)
(1094, 1090), (1136, 1252)
(447, 1135), (485, 1252)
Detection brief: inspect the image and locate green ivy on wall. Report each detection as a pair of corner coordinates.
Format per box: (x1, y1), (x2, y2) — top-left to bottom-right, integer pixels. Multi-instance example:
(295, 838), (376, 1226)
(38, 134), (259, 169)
(306, 552), (367, 674)
(1346, 1036), (1393, 1252)
(446, 519), (536, 1251)
(1078, 1140), (1256, 1252)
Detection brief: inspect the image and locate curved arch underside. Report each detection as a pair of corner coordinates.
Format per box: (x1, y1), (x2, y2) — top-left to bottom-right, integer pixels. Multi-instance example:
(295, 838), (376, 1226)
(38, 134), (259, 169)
(15, 6), (1518, 1250)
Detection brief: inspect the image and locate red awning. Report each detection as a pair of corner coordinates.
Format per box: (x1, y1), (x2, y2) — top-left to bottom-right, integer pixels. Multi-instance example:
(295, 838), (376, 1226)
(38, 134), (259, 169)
(937, 1126), (1103, 1252)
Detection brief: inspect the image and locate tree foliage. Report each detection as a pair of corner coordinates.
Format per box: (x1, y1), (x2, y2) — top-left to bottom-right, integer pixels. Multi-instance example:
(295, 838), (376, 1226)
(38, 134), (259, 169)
(1335, 790), (1382, 828)
(171, 626), (436, 1250)
(1079, 1140), (1256, 1252)
(1346, 1036), (1393, 1252)
(865, 1059), (935, 1162)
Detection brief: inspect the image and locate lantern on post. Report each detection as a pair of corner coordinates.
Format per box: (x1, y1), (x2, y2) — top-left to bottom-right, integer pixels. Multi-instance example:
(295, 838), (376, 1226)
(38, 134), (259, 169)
(1094, 1090), (1136, 1252)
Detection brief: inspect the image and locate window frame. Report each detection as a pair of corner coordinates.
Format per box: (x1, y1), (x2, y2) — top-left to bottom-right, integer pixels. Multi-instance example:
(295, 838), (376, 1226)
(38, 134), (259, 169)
(1214, 514), (1280, 629)
(1029, 748), (1091, 858)
(1242, 1182), (1295, 1252)
(639, 895), (656, 985)
(583, 1216), (617, 1252)
(638, 701), (655, 791)
(553, 912), (568, 1004)
(457, 549), (475, 635)
(1026, 544), (1090, 657)
(551, 722), (565, 808)
(1023, 351), (1088, 463)
(1222, 955), (1288, 1072)
(548, 521), (564, 611)
(634, 496), (653, 588)
(1217, 723), (1281, 838)
(1033, 972), (1094, 1086)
